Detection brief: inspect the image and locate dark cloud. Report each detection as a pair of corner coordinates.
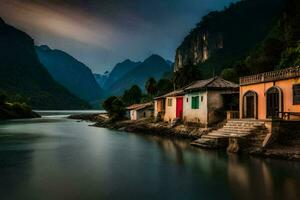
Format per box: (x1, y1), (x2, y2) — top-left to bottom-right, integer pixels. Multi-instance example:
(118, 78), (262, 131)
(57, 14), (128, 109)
(0, 0), (238, 73)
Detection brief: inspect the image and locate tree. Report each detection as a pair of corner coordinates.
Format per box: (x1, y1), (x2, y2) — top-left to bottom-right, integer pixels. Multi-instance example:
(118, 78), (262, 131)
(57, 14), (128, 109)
(156, 79), (174, 96)
(122, 85), (142, 106)
(102, 96), (125, 121)
(102, 96), (117, 114)
(145, 77), (157, 98)
(221, 68), (239, 83)
(278, 43), (300, 69)
(174, 64), (203, 89)
(0, 91), (7, 105)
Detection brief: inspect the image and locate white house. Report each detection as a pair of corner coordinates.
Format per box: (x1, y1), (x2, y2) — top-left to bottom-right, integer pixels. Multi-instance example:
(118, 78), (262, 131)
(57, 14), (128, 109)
(183, 77), (239, 127)
(126, 103), (153, 120)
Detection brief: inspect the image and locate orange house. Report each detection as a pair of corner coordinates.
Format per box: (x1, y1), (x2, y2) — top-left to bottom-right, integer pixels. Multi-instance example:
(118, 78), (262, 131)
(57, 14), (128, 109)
(240, 66), (300, 120)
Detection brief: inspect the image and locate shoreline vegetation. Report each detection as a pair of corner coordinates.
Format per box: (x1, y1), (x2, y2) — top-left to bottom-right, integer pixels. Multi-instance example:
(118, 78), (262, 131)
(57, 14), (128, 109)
(0, 102), (40, 120)
(69, 113), (300, 162)
(0, 92), (40, 120)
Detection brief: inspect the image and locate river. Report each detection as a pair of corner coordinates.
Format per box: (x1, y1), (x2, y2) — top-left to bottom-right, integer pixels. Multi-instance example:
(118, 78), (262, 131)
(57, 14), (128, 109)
(0, 112), (299, 200)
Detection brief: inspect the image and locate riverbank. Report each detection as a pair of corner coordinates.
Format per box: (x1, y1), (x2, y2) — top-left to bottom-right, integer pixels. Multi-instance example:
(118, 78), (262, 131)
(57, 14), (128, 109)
(0, 103), (40, 120)
(69, 114), (217, 140)
(69, 114), (300, 161)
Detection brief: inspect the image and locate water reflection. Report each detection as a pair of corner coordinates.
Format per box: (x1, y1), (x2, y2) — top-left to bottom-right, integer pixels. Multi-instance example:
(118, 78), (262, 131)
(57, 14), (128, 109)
(228, 154), (300, 200)
(138, 134), (300, 200)
(0, 117), (299, 200)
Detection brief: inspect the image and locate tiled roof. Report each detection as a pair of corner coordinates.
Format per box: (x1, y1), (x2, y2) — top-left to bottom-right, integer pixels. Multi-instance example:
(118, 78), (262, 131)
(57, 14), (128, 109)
(126, 102), (152, 111)
(184, 77), (239, 91)
(154, 89), (185, 99)
(154, 77), (238, 99)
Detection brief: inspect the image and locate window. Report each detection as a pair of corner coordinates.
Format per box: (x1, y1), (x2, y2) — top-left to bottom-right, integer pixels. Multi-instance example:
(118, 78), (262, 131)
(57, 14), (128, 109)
(186, 97), (189, 103)
(293, 84), (300, 105)
(191, 96), (199, 109)
(167, 98), (172, 107)
(201, 96), (204, 102)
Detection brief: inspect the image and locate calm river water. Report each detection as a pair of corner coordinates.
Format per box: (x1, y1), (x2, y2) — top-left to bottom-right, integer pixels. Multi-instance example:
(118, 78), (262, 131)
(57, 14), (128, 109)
(0, 112), (299, 200)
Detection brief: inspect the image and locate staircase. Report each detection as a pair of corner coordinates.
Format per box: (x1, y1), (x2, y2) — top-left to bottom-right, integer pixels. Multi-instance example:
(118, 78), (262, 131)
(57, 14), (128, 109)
(191, 119), (269, 149)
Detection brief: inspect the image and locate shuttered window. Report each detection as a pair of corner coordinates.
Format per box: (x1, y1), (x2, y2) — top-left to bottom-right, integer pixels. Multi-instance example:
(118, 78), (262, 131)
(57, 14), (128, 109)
(293, 84), (300, 105)
(167, 98), (172, 107)
(191, 96), (199, 109)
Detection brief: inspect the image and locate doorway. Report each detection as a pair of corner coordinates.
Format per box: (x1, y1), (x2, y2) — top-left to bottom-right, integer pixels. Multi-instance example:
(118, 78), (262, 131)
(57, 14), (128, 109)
(243, 91), (258, 119)
(176, 97), (183, 119)
(266, 87), (281, 118)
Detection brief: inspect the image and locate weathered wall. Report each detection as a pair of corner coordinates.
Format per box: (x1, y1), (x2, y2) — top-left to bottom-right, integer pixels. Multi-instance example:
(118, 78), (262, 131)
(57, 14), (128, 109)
(164, 97), (177, 122)
(240, 77), (300, 120)
(183, 91), (208, 124)
(131, 109), (153, 120)
(136, 109), (153, 119)
(130, 110), (137, 120)
(207, 91), (225, 125)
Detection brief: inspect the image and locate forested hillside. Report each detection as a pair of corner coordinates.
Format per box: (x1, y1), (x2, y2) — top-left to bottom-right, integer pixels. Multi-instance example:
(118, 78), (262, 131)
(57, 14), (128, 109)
(36, 45), (104, 103)
(0, 18), (90, 109)
(174, 0), (286, 78)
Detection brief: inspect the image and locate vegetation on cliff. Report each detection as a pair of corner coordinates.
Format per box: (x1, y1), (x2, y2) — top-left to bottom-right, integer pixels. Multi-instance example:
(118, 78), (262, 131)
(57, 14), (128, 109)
(175, 0), (286, 78)
(36, 45), (105, 104)
(0, 18), (90, 109)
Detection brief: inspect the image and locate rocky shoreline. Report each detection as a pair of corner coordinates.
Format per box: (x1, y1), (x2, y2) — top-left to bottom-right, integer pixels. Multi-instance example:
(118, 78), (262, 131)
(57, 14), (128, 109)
(69, 113), (213, 140)
(0, 103), (40, 121)
(69, 113), (300, 161)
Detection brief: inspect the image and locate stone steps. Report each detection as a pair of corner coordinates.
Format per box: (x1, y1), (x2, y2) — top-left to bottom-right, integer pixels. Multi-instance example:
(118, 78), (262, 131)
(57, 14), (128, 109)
(191, 119), (268, 149)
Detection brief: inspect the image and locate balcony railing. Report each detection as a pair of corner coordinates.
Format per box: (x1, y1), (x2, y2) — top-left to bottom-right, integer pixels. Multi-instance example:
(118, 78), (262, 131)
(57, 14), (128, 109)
(240, 66), (300, 85)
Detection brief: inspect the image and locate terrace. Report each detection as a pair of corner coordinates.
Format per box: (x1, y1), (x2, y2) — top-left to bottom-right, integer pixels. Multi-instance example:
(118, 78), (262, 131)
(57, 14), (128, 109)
(240, 66), (300, 86)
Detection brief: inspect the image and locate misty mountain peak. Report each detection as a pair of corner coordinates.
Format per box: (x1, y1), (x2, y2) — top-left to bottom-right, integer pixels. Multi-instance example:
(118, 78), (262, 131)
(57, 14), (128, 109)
(38, 45), (52, 51)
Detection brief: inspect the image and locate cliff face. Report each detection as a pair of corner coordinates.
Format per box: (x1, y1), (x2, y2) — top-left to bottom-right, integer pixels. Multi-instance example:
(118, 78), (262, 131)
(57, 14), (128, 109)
(175, 32), (223, 71)
(174, 0), (285, 75)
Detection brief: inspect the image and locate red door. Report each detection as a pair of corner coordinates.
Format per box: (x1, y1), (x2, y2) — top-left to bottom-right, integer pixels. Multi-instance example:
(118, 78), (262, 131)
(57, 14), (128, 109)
(176, 97), (183, 118)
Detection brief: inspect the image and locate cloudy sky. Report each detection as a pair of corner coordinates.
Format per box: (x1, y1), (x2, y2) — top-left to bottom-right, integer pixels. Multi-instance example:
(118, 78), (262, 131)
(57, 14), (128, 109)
(0, 0), (238, 73)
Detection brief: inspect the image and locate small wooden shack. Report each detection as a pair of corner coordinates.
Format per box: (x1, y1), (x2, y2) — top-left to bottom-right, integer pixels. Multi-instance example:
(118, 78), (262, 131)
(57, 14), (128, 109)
(126, 103), (153, 120)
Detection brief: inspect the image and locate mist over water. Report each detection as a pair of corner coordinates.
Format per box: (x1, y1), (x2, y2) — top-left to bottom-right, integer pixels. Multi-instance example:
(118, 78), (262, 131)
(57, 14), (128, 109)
(0, 114), (299, 200)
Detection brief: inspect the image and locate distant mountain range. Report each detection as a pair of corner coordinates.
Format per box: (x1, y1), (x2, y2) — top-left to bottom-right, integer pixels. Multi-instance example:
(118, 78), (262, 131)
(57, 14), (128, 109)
(0, 18), (90, 109)
(104, 55), (173, 95)
(94, 55), (173, 96)
(93, 71), (109, 88)
(103, 59), (142, 89)
(36, 45), (104, 104)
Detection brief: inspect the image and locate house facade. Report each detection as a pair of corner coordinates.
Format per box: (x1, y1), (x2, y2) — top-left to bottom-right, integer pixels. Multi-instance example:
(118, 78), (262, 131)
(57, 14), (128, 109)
(154, 98), (165, 120)
(154, 77), (239, 126)
(183, 77), (239, 126)
(126, 103), (153, 120)
(164, 90), (185, 122)
(240, 66), (300, 120)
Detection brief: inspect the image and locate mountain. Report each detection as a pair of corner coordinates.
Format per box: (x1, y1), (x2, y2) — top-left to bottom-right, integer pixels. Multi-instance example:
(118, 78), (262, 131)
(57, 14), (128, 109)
(174, 0), (285, 77)
(109, 54), (172, 95)
(0, 18), (90, 109)
(36, 45), (104, 103)
(94, 71), (109, 88)
(103, 59), (141, 89)
(166, 60), (174, 67)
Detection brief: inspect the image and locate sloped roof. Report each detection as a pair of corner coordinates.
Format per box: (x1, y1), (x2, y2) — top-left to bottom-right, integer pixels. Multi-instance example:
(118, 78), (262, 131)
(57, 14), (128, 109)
(126, 102), (152, 111)
(154, 89), (185, 99)
(184, 77), (238, 91)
